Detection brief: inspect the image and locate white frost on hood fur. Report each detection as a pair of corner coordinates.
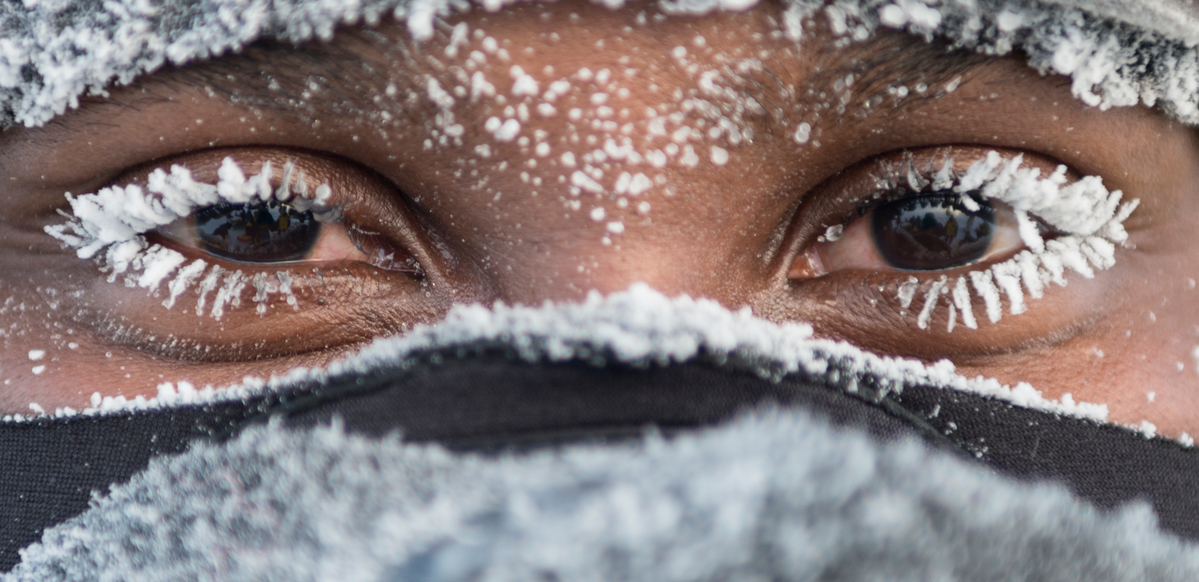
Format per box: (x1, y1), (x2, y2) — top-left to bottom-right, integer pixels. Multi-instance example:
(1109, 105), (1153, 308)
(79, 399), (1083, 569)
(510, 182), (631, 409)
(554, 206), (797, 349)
(3, 0), (1199, 128)
(6, 409), (1199, 581)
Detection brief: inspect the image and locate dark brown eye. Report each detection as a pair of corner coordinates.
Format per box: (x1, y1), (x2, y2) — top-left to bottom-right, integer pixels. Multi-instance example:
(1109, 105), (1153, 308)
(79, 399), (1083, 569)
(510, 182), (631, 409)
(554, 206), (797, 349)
(871, 193), (995, 270)
(196, 201), (320, 263)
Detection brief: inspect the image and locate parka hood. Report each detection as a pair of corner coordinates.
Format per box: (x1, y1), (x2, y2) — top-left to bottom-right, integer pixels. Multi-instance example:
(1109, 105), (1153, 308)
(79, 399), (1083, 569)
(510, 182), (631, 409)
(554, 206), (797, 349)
(4, 0), (1199, 128)
(3, 0), (1199, 579)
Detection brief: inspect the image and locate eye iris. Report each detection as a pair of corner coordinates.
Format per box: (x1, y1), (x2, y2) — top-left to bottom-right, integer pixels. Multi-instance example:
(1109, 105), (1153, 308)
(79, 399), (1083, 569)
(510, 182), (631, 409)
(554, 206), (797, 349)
(195, 202), (320, 263)
(871, 193), (995, 271)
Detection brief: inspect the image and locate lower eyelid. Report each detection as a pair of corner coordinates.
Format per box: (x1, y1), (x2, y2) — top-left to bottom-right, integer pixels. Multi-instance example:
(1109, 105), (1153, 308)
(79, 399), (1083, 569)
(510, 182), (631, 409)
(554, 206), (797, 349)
(787, 267), (1107, 360)
(71, 265), (433, 362)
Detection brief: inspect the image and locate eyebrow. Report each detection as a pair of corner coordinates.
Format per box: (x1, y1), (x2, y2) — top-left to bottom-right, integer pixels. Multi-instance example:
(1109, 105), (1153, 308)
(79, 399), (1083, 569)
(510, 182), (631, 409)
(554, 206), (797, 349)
(171, 24), (998, 111)
(805, 32), (1002, 123)
(840, 33), (984, 90)
(36, 23), (1047, 145)
(165, 32), (422, 124)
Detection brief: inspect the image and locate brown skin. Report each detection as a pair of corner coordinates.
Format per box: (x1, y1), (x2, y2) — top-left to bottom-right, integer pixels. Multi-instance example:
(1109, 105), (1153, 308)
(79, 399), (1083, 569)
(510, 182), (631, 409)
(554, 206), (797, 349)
(0, 0), (1197, 434)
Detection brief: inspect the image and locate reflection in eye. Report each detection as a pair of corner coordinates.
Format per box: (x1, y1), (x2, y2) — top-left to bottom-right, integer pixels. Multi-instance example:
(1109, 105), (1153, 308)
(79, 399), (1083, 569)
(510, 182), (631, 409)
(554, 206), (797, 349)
(349, 228), (425, 276)
(194, 201), (320, 263)
(156, 199), (427, 277)
(871, 193), (996, 271)
(796, 190), (1024, 277)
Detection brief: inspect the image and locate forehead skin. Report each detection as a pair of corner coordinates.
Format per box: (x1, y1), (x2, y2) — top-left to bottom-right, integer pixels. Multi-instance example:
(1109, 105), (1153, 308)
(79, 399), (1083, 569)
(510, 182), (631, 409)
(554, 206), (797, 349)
(1, 0), (1199, 436)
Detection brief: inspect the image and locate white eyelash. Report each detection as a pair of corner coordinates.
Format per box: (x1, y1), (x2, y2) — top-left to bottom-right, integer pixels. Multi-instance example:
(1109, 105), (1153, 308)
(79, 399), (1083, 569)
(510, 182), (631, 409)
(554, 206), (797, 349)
(45, 158), (338, 320)
(888, 151), (1138, 331)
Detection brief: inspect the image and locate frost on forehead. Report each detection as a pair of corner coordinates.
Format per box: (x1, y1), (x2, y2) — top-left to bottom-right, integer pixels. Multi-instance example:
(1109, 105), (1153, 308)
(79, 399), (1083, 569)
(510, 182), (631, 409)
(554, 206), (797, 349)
(407, 13), (779, 240)
(3, 0), (1199, 128)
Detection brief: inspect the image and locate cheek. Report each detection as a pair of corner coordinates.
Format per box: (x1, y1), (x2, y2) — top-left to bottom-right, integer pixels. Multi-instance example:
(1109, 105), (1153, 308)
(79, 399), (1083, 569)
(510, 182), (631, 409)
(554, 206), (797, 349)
(0, 245), (447, 413)
(1095, 242), (1199, 432)
(0, 257), (104, 412)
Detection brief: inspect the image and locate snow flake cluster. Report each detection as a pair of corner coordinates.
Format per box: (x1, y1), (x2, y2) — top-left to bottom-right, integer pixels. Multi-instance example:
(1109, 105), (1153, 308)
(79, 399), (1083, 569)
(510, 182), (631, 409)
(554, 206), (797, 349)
(406, 20), (772, 241)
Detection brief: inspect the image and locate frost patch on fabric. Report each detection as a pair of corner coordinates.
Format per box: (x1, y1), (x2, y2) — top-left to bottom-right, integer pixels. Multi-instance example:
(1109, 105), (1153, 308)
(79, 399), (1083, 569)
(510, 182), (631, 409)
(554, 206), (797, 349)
(7, 412), (1199, 580)
(822, 0), (1199, 123)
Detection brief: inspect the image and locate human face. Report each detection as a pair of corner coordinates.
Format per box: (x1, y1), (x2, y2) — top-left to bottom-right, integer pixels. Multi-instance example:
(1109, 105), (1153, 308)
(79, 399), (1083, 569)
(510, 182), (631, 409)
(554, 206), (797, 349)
(1, 0), (1197, 435)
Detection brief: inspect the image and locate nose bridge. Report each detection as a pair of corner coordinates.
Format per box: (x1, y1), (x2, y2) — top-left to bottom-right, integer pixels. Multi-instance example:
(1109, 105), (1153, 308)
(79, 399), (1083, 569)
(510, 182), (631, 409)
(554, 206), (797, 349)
(468, 229), (651, 304)
(411, 134), (794, 307)
(462, 207), (756, 307)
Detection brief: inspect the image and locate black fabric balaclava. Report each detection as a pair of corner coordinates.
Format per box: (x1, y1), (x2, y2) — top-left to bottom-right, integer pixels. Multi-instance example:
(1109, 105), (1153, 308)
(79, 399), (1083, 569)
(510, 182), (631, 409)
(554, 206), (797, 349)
(2, 0), (1199, 580)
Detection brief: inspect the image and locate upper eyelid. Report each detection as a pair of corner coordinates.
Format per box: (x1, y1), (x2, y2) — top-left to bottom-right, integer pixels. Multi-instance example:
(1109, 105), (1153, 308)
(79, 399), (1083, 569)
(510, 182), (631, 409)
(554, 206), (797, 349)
(862, 152), (1123, 238)
(46, 153), (355, 266)
(784, 146), (1130, 261)
(814, 149), (1068, 219)
(2, 85), (389, 199)
(790, 148), (1138, 328)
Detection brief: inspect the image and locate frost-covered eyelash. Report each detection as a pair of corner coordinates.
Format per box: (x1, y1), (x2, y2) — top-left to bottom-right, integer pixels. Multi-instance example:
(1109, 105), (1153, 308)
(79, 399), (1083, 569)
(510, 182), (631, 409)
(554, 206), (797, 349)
(45, 158), (341, 319)
(870, 151), (1138, 331)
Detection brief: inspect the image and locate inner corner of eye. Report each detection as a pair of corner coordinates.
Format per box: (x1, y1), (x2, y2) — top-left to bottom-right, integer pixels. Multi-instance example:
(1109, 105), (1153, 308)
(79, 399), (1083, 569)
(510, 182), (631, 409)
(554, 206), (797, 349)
(788, 245), (827, 280)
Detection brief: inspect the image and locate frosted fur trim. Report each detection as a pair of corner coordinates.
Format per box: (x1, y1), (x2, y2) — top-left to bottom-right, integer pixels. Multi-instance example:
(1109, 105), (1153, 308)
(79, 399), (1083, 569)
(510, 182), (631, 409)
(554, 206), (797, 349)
(7, 411), (1199, 580)
(1040, 0), (1199, 44)
(835, 0), (1199, 123)
(4, 0), (1199, 128)
(6, 284), (1111, 425)
(1, 0), (400, 128)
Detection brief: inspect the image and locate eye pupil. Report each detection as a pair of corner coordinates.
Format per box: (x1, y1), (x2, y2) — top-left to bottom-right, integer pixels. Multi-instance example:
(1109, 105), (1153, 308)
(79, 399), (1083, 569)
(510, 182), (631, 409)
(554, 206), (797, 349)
(871, 193), (995, 270)
(196, 201), (320, 263)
